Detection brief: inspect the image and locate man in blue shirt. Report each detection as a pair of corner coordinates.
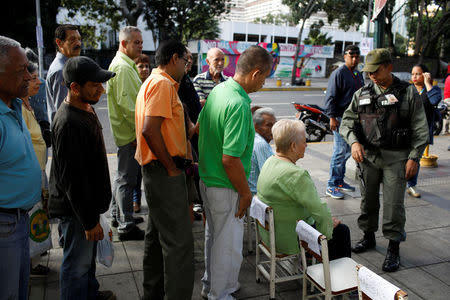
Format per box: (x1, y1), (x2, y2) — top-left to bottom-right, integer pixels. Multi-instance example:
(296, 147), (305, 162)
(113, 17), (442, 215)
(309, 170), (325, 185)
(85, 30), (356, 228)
(248, 107), (276, 194)
(324, 45), (364, 199)
(0, 35), (42, 300)
(46, 24), (81, 122)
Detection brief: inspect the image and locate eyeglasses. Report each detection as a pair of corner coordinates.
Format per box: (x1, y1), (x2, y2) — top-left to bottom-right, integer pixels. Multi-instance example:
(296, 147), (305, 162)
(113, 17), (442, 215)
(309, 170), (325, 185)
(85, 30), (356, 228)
(180, 56), (190, 67)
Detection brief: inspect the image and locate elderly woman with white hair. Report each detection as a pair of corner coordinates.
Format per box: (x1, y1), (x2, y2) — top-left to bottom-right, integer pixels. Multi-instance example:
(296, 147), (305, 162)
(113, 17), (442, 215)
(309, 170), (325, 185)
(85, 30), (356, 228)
(256, 119), (351, 259)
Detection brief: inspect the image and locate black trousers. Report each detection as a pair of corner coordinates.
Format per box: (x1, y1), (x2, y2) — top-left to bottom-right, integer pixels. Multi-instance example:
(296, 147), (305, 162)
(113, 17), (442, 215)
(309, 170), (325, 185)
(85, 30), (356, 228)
(328, 223), (352, 260)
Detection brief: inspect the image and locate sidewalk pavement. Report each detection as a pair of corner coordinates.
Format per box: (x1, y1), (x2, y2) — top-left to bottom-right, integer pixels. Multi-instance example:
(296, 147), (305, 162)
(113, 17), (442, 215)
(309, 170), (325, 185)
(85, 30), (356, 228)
(31, 136), (450, 300)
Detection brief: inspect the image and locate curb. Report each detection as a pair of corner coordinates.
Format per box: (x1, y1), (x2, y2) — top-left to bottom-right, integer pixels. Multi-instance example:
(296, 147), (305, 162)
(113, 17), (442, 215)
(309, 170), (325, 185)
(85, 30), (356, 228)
(260, 87), (327, 91)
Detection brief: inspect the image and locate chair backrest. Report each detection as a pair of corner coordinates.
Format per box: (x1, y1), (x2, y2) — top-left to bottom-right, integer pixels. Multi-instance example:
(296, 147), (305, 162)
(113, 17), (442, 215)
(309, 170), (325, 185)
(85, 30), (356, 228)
(296, 220), (332, 292)
(356, 265), (408, 300)
(296, 220), (328, 263)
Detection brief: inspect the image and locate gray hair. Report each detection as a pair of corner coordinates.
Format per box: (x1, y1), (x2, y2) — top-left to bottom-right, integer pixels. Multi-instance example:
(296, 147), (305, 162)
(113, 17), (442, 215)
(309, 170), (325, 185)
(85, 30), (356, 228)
(0, 36), (21, 72)
(119, 26), (141, 42)
(253, 107), (276, 126)
(272, 119), (306, 153)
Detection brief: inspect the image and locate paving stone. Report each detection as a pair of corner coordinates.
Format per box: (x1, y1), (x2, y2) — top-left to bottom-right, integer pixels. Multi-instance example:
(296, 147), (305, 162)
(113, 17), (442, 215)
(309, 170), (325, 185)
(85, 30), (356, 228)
(133, 271), (143, 298)
(391, 267), (450, 300)
(122, 240), (145, 271)
(44, 280), (60, 300)
(97, 272), (140, 300)
(46, 248), (63, 284)
(421, 262), (450, 286)
(96, 242), (132, 276)
(399, 230), (449, 267)
(405, 205), (450, 231)
(28, 277), (45, 300)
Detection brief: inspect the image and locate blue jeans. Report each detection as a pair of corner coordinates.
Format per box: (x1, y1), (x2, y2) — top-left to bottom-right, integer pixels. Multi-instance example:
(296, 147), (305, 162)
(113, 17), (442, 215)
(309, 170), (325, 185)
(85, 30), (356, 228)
(407, 164), (420, 188)
(110, 142), (140, 233)
(328, 126), (351, 188)
(0, 211), (30, 300)
(60, 217), (99, 300)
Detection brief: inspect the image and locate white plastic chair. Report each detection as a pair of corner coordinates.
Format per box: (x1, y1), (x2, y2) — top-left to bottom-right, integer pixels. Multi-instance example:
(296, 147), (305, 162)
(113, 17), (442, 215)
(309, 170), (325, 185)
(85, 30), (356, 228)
(356, 264), (408, 300)
(253, 198), (302, 300)
(296, 220), (358, 300)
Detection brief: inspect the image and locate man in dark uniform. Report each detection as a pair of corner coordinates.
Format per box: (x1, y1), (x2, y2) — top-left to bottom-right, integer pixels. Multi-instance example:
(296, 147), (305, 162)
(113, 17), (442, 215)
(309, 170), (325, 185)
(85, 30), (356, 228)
(340, 48), (429, 272)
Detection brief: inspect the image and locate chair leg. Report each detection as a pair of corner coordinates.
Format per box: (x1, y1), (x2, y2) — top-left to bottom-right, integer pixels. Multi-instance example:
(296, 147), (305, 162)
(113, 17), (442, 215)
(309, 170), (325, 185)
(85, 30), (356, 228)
(302, 276), (307, 299)
(269, 252), (276, 299)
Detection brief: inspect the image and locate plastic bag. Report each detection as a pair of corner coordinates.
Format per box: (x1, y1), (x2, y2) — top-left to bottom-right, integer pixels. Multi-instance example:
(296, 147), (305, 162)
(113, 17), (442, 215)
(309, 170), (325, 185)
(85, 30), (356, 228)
(96, 214), (114, 267)
(29, 202), (53, 258)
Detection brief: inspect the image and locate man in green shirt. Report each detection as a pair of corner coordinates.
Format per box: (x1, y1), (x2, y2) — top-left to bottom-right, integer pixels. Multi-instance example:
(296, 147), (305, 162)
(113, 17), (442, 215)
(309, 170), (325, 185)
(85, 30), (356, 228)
(198, 46), (273, 300)
(107, 26), (145, 240)
(340, 48), (429, 272)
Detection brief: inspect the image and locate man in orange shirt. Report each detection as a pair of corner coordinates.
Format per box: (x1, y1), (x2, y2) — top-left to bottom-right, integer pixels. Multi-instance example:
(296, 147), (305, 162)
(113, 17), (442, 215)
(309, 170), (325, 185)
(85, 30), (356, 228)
(135, 40), (194, 300)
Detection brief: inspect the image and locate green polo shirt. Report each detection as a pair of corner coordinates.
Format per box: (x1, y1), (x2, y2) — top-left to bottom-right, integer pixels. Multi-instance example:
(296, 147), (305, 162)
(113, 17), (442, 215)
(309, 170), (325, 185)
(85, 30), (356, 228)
(198, 78), (255, 189)
(107, 51), (142, 147)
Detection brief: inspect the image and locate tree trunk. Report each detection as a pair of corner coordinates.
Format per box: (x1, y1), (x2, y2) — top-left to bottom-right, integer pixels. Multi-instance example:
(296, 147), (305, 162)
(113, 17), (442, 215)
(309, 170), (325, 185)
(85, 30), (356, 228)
(414, 0), (424, 56)
(119, 0), (144, 26)
(291, 19), (305, 86)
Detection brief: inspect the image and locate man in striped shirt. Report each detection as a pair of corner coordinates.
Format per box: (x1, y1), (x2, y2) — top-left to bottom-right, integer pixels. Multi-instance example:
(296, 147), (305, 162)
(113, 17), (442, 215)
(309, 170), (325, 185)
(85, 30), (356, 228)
(193, 48), (228, 106)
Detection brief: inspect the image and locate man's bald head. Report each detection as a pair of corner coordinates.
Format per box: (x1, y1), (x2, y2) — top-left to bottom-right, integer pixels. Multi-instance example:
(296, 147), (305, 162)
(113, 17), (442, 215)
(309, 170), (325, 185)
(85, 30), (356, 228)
(206, 48), (225, 78)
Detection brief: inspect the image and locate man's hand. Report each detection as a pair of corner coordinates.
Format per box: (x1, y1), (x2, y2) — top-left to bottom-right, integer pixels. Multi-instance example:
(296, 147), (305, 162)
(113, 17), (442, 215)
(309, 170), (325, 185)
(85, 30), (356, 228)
(235, 191), (252, 219)
(405, 159), (419, 180)
(200, 98), (206, 107)
(332, 217), (341, 228)
(351, 142), (366, 163)
(85, 223), (104, 241)
(330, 117), (339, 132)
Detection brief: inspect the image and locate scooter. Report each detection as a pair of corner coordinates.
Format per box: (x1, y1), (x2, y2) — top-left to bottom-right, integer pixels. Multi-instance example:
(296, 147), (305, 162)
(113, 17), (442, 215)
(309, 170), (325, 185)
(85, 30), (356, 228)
(433, 101), (448, 136)
(291, 102), (332, 142)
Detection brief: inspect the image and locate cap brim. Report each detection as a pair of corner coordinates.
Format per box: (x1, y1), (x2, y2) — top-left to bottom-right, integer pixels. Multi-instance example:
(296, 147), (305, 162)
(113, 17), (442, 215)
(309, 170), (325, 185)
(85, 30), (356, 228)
(94, 70), (116, 83)
(362, 64), (380, 73)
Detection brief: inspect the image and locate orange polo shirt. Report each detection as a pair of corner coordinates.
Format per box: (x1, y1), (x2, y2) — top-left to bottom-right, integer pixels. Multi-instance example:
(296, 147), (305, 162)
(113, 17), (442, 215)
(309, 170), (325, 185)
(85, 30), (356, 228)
(135, 68), (187, 166)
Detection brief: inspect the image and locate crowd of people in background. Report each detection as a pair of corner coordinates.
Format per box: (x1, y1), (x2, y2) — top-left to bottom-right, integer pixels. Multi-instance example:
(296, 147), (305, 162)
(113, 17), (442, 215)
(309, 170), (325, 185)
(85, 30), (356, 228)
(0, 21), (448, 300)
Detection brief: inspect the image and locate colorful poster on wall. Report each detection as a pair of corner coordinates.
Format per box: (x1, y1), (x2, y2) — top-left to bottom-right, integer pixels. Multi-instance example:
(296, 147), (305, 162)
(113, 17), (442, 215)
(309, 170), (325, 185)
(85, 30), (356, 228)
(273, 57), (326, 78)
(196, 40), (333, 78)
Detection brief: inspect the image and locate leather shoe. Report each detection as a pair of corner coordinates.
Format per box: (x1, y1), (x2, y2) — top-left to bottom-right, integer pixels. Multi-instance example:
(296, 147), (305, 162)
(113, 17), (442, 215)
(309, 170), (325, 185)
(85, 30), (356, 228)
(382, 240), (400, 272)
(351, 232), (376, 253)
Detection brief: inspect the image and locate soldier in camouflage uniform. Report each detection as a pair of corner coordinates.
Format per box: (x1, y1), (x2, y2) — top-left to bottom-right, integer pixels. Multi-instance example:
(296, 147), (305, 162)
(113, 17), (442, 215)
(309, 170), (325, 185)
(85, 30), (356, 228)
(340, 49), (429, 272)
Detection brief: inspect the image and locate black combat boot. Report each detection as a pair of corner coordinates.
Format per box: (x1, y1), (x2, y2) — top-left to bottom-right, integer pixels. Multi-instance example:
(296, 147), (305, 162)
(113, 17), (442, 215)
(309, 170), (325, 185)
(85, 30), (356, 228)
(351, 231), (376, 253)
(382, 240), (400, 272)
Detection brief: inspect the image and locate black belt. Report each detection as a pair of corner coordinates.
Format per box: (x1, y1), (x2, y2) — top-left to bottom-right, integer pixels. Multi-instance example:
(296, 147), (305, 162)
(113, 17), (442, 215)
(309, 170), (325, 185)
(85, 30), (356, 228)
(0, 207), (29, 215)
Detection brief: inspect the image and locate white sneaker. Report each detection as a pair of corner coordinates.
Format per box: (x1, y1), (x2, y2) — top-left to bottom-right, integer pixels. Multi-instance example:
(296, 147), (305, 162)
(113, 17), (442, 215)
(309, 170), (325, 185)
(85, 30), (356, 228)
(407, 186), (421, 198)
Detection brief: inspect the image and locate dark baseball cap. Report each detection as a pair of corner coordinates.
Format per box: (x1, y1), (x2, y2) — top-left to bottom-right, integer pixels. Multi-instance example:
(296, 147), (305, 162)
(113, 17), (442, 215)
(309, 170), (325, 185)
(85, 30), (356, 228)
(63, 56), (115, 87)
(362, 48), (392, 73)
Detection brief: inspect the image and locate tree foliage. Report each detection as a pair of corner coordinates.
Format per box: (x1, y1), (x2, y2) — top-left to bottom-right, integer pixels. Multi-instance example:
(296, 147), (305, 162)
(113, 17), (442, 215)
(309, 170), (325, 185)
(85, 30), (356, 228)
(142, 0), (232, 45)
(406, 0), (450, 61)
(323, 0), (368, 31)
(323, 0), (408, 55)
(253, 13), (296, 26)
(303, 20), (333, 45)
(282, 0), (324, 84)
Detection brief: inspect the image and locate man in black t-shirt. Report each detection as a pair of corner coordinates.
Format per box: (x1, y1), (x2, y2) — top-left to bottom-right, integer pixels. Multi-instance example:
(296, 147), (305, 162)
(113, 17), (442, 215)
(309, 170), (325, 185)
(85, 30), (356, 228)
(48, 57), (116, 300)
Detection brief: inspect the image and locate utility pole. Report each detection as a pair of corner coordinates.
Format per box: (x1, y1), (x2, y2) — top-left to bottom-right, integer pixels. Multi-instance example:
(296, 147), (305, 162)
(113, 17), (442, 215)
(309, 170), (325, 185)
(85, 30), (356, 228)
(373, 7), (385, 48)
(35, 0), (44, 78)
